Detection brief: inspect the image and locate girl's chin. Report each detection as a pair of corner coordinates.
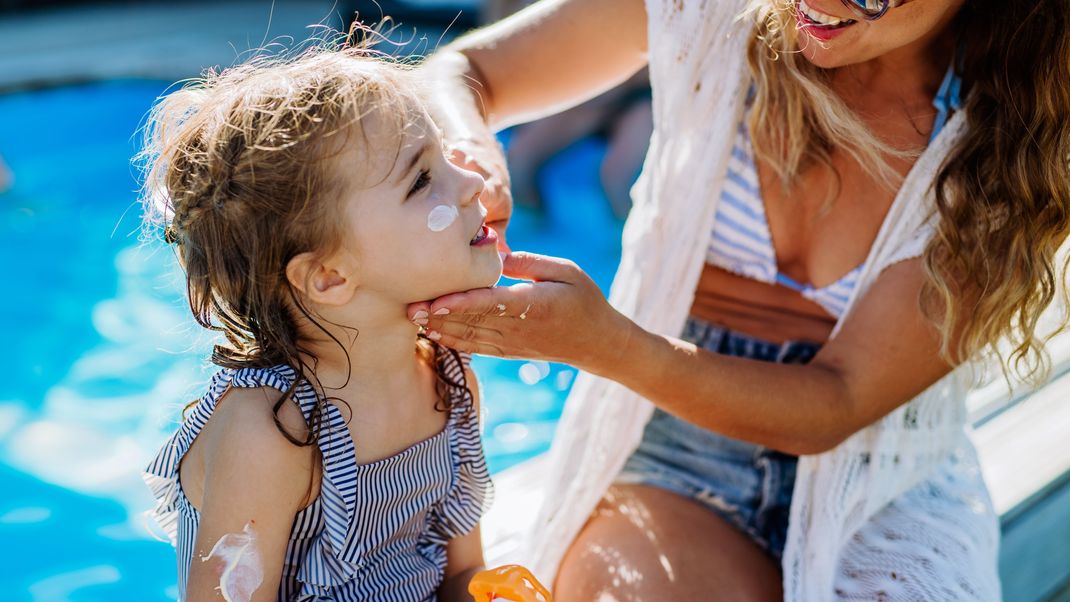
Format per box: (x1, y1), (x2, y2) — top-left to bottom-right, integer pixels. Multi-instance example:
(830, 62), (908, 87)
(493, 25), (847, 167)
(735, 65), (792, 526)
(473, 253), (505, 285)
(421, 266), (503, 300)
(472, 265), (504, 289)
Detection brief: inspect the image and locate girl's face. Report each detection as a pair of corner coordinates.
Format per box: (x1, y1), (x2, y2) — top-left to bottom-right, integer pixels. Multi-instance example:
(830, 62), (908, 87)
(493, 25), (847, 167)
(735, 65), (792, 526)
(332, 107), (503, 304)
(793, 0), (964, 69)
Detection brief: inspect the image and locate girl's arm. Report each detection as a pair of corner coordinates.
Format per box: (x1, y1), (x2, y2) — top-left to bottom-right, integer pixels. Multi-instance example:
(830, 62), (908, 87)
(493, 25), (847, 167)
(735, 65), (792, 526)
(185, 387), (316, 601)
(439, 525), (486, 602)
(438, 366), (487, 602)
(411, 253), (958, 456)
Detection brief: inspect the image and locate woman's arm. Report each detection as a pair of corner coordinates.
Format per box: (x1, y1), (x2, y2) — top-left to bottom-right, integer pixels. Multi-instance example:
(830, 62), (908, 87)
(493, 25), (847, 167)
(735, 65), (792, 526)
(424, 0), (649, 131)
(413, 253), (956, 456)
(184, 388), (316, 601)
(608, 258), (955, 454)
(417, 0), (649, 246)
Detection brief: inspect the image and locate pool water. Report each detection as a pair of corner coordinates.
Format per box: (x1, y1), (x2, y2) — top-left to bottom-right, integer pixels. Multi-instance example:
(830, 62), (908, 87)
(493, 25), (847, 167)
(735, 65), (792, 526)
(0, 80), (625, 600)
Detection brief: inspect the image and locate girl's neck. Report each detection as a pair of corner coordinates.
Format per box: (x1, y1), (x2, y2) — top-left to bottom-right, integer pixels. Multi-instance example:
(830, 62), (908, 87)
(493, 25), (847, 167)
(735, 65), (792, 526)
(297, 299), (429, 401)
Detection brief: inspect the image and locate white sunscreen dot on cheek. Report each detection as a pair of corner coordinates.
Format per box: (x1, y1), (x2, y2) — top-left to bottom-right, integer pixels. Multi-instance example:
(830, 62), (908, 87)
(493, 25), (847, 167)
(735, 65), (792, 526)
(201, 522), (264, 602)
(427, 205), (459, 232)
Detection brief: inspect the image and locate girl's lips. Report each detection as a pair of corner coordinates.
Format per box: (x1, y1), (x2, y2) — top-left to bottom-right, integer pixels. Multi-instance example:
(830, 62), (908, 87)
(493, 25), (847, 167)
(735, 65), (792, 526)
(470, 224), (498, 247)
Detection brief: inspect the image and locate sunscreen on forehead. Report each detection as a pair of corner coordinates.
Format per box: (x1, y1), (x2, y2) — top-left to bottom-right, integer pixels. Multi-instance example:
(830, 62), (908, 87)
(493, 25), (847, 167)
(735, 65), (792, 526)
(427, 205), (459, 232)
(202, 522), (264, 602)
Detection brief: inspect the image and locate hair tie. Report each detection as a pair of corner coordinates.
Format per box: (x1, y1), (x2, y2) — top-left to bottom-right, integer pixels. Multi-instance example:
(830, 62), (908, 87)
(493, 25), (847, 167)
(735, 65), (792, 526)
(164, 224), (179, 244)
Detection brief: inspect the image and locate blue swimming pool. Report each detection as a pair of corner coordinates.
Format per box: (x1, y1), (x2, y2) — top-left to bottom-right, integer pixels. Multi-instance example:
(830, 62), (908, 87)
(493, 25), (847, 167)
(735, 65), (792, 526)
(0, 80), (624, 600)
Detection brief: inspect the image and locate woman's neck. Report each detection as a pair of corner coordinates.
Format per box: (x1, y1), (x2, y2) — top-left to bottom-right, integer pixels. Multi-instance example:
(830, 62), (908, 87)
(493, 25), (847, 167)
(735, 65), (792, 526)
(834, 20), (957, 107)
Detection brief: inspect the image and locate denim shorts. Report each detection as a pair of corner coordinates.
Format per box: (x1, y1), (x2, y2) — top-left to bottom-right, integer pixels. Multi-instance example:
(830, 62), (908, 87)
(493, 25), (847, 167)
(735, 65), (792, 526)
(616, 317), (821, 560)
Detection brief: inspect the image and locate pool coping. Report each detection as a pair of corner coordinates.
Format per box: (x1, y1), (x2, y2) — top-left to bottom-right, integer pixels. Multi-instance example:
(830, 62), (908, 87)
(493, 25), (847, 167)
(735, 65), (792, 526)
(0, 0), (460, 93)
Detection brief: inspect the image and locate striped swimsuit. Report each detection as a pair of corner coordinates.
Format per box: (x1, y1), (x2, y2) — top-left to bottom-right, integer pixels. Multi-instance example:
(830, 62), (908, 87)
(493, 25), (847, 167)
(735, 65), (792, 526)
(707, 66), (963, 317)
(144, 346), (492, 601)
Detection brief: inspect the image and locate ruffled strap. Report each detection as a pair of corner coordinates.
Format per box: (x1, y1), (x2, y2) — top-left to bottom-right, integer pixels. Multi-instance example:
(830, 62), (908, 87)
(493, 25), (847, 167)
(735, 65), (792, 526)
(144, 366), (329, 542)
(425, 345), (494, 544)
(243, 366), (362, 592)
(294, 408), (361, 591)
(142, 369), (240, 543)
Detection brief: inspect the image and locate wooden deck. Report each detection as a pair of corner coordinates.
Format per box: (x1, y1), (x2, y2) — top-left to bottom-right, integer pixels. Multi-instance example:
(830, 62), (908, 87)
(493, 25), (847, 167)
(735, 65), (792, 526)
(485, 338), (1070, 601)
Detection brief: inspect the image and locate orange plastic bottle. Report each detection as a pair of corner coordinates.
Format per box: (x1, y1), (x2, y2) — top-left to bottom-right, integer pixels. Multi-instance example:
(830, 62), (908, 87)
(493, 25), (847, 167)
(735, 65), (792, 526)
(467, 564), (552, 602)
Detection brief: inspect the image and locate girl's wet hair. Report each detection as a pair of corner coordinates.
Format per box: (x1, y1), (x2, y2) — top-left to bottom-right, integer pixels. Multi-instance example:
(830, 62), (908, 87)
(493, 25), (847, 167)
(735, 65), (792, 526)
(137, 34), (472, 446)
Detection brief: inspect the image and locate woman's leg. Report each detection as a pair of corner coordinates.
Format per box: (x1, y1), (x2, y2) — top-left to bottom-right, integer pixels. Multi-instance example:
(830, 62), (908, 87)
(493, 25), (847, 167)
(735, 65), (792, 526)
(555, 484), (783, 601)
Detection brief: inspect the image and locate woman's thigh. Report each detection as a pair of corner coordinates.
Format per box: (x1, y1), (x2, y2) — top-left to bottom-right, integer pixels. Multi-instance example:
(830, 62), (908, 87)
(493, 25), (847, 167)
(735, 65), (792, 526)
(555, 484), (783, 602)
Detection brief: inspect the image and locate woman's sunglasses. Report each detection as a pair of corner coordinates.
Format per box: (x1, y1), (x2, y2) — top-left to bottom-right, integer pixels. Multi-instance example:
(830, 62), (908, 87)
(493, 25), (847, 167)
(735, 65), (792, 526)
(839, 0), (894, 20)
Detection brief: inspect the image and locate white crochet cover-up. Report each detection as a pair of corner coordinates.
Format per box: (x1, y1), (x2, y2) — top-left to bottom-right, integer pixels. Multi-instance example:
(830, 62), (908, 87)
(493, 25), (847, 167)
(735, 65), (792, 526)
(514, 1), (1002, 600)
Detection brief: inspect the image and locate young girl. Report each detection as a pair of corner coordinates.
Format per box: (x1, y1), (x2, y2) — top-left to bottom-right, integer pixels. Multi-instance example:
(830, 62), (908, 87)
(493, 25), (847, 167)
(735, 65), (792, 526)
(141, 44), (504, 601)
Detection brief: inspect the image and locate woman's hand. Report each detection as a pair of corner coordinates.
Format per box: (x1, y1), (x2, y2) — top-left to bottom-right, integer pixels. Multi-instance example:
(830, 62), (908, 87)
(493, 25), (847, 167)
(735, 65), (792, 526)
(446, 137), (513, 251)
(408, 252), (634, 373)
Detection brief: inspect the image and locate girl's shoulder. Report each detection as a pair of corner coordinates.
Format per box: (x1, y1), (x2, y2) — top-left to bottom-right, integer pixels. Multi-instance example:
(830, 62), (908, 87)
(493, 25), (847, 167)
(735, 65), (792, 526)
(195, 365), (315, 448)
(189, 366), (316, 476)
(144, 365), (319, 543)
(206, 382), (312, 454)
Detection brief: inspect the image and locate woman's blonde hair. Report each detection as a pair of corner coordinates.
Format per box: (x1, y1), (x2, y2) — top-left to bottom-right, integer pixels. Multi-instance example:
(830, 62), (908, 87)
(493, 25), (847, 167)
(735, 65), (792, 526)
(137, 38), (471, 444)
(746, 0), (1070, 383)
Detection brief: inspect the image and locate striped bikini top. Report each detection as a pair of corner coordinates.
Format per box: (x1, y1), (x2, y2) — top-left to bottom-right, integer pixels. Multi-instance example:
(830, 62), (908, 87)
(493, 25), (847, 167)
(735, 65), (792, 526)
(707, 66), (963, 318)
(144, 345), (492, 601)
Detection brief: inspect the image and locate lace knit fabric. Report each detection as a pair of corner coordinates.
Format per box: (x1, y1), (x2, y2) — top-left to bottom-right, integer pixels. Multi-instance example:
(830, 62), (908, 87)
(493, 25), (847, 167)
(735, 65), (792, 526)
(516, 1), (1001, 600)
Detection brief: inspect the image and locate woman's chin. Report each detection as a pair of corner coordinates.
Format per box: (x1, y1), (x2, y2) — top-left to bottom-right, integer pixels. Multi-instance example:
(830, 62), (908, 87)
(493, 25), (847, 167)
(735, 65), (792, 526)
(797, 34), (881, 70)
(799, 44), (854, 69)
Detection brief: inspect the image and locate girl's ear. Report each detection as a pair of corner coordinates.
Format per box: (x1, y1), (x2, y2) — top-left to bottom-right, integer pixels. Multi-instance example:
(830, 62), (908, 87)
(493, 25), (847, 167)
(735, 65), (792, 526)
(285, 252), (358, 306)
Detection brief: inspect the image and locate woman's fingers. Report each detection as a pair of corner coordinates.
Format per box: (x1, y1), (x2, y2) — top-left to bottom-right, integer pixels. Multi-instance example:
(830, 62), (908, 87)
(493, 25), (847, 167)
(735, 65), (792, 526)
(427, 319), (505, 345)
(502, 252), (580, 283)
(409, 253), (579, 327)
(428, 282), (538, 319)
(425, 322), (507, 357)
(447, 139), (513, 251)
(407, 300), (433, 325)
(407, 252), (623, 368)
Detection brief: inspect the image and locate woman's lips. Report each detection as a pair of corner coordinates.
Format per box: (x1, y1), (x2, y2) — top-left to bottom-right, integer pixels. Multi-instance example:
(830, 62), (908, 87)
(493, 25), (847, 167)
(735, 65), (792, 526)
(796, 3), (856, 41)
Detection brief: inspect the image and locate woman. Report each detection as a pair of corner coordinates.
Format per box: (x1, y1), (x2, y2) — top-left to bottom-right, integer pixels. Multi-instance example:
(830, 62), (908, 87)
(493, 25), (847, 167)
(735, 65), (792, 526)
(411, 0), (1070, 599)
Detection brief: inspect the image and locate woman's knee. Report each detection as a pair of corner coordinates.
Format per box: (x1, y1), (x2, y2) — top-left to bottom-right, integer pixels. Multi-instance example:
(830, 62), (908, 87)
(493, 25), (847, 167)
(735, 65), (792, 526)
(555, 486), (671, 601)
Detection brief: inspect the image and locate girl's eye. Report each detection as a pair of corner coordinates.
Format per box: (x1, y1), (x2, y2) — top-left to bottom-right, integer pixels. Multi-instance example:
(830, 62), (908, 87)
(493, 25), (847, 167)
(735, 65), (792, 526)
(408, 169), (431, 197)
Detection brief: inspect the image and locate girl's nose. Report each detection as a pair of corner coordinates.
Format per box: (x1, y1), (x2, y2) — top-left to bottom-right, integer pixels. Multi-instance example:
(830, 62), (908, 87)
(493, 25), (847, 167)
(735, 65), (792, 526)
(458, 168), (485, 207)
